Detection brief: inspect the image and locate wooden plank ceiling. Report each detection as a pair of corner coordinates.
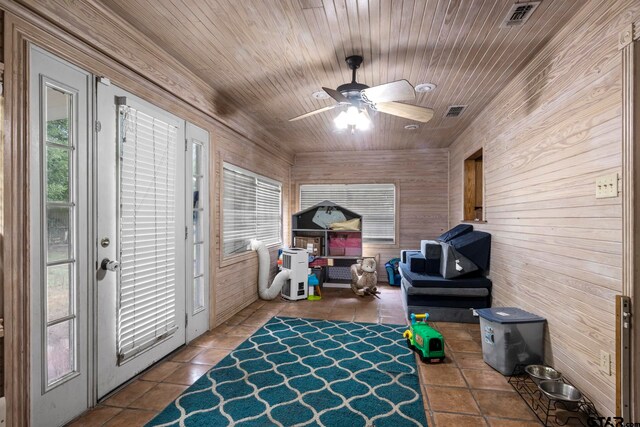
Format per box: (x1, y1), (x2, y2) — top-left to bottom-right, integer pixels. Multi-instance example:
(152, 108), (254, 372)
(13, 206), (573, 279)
(102, 0), (584, 152)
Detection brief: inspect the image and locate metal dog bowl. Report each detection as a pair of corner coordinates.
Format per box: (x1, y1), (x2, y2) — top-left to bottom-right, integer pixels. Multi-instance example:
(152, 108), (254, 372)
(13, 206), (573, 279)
(539, 380), (582, 410)
(525, 365), (562, 384)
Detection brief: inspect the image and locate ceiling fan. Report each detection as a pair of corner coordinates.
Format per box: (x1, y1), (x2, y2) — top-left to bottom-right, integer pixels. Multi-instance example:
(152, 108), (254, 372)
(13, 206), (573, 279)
(289, 55), (434, 130)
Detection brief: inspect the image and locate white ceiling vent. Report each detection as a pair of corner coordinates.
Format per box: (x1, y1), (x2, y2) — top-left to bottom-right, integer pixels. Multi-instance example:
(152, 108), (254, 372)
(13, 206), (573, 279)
(445, 105), (467, 118)
(501, 2), (541, 28)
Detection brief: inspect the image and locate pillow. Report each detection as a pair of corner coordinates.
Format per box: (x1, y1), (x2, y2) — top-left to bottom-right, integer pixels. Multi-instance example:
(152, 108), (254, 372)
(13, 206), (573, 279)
(439, 241), (478, 279)
(401, 250), (420, 264)
(437, 224), (473, 243)
(420, 239), (442, 260)
(329, 218), (361, 231)
(449, 231), (491, 271)
(408, 252), (427, 274)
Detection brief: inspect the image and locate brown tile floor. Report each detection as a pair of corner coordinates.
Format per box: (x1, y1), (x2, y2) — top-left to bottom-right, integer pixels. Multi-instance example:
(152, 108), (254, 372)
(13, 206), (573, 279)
(67, 285), (540, 426)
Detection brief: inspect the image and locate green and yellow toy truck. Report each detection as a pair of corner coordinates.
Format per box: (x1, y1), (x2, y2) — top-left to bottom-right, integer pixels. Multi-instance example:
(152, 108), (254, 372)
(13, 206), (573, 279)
(403, 313), (445, 363)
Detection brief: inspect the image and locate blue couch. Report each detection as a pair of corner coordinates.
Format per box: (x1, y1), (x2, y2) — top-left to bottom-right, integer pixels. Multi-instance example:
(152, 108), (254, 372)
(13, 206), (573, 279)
(400, 225), (492, 323)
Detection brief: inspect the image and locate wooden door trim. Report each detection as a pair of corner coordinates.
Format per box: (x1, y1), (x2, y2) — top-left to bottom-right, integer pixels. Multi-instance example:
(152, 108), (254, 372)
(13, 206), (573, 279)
(3, 13), (30, 426)
(620, 19), (640, 421)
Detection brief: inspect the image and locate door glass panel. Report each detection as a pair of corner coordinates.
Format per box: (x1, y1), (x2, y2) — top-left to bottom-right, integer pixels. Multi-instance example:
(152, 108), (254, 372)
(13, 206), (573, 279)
(192, 143), (201, 176)
(47, 264), (71, 321)
(192, 141), (205, 314)
(194, 243), (203, 277)
(43, 82), (77, 389)
(193, 276), (204, 312)
(47, 320), (74, 384)
(47, 206), (72, 262)
(46, 86), (71, 145)
(192, 176), (201, 209)
(193, 210), (202, 242)
(46, 146), (70, 202)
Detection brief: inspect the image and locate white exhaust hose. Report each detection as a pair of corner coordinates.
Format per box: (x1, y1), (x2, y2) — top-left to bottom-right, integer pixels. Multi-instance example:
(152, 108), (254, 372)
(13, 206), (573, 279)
(249, 239), (290, 300)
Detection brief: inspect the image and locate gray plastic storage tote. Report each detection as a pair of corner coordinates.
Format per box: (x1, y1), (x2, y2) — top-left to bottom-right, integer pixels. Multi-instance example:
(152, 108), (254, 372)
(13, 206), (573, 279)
(476, 307), (546, 375)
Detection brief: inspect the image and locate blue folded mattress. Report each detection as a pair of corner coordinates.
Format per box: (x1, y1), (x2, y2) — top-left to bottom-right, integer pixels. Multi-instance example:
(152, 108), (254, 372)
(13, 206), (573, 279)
(400, 261), (492, 322)
(399, 262), (492, 289)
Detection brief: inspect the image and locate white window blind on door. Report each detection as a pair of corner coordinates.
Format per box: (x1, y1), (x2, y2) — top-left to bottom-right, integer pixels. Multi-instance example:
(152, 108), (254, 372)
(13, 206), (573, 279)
(118, 105), (178, 362)
(223, 163), (282, 256)
(300, 184), (396, 243)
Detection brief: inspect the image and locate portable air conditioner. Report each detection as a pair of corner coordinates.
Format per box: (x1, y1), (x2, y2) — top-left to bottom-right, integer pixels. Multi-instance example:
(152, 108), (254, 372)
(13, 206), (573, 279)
(281, 248), (309, 300)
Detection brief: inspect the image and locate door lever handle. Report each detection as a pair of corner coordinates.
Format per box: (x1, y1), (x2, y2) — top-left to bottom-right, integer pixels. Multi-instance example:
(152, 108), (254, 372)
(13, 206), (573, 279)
(101, 258), (120, 272)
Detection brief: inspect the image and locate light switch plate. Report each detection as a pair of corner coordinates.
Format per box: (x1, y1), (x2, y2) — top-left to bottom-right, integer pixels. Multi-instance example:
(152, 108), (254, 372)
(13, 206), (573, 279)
(595, 173), (618, 198)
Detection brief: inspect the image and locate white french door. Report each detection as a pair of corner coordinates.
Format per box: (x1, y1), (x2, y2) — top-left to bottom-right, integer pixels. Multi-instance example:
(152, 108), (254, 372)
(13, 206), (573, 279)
(29, 46), (91, 427)
(30, 47), (211, 422)
(96, 83), (187, 397)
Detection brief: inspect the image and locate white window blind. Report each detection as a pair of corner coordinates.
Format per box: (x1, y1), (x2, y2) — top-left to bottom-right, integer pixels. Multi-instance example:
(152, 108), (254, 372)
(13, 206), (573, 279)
(300, 184), (396, 243)
(118, 105), (178, 362)
(223, 163), (282, 256)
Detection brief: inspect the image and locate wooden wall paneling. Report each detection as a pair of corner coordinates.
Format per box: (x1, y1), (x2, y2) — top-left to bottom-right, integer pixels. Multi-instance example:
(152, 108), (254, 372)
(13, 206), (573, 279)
(213, 124), (291, 327)
(447, 0), (640, 416)
(291, 149), (449, 278)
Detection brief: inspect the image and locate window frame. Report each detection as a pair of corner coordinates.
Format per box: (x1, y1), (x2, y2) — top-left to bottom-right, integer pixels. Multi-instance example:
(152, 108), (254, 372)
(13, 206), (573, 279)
(221, 161), (283, 263)
(298, 182), (398, 245)
(462, 148), (486, 223)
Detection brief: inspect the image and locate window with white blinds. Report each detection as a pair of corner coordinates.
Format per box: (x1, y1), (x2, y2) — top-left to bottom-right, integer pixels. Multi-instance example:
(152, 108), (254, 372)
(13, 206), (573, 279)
(117, 105), (178, 362)
(300, 184), (396, 243)
(223, 163), (282, 256)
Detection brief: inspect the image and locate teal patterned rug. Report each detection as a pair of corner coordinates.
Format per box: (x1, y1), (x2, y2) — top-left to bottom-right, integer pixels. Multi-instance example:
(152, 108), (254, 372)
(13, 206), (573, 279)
(147, 317), (427, 427)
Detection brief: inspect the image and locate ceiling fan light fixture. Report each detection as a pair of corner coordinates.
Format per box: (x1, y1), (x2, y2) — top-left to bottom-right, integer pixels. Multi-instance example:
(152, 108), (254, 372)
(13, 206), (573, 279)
(345, 106), (360, 123)
(415, 83), (437, 93)
(289, 56), (433, 126)
(334, 111), (349, 129)
(356, 112), (371, 131)
(334, 106), (371, 132)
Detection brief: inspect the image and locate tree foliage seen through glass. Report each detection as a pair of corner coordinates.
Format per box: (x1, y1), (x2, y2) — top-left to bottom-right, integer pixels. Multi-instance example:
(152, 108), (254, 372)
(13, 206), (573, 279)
(47, 118), (70, 202)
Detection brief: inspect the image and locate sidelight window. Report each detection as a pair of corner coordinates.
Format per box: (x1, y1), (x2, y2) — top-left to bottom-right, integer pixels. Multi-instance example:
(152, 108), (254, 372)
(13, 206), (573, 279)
(43, 84), (78, 387)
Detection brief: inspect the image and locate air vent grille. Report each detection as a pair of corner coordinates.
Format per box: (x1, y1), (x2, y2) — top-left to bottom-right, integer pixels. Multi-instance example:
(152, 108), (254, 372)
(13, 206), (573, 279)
(445, 105), (467, 118)
(501, 2), (540, 27)
(283, 254), (292, 270)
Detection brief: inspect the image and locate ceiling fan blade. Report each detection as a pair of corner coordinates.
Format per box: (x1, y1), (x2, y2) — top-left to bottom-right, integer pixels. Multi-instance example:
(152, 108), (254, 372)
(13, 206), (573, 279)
(375, 102), (434, 123)
(288, 104), (338, 122)
(322, 87), (351, 104)
(361, 80), (415, 103)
